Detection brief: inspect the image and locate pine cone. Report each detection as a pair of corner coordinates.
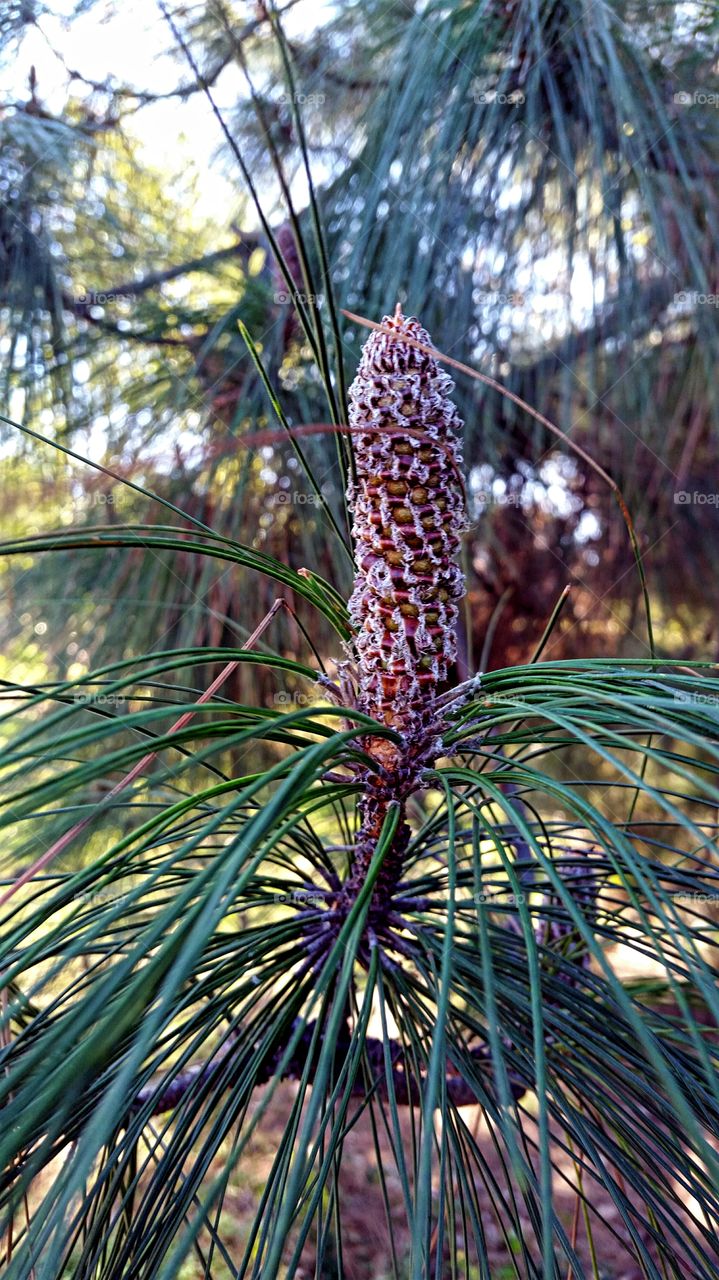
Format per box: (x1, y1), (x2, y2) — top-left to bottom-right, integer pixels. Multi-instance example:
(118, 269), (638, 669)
(347, 305), (467, 754)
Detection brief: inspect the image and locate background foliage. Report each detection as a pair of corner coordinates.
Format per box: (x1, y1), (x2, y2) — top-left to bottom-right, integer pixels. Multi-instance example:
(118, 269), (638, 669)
(1, 2), (719, 1277)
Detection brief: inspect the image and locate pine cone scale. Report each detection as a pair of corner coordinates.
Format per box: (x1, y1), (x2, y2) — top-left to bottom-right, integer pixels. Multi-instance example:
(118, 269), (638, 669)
(347, 306), (467, 741)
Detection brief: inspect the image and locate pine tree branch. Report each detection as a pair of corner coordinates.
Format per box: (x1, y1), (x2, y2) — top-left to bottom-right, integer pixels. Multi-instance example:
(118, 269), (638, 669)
(56, 235), (265, 349)
(135, 1022), (527, 1115)
(66, 236), (261, 306)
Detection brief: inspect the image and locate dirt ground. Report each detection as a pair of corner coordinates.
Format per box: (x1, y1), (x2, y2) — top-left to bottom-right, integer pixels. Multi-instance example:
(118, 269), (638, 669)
(210, 1082), (694, 1280)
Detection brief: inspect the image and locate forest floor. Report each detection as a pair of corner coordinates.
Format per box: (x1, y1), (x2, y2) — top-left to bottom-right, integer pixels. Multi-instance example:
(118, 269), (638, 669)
(205, 1081), (686, 1280)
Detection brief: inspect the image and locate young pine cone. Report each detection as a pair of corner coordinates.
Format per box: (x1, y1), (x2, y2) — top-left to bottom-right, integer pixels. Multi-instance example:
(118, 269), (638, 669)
(347, 306), (467, 753)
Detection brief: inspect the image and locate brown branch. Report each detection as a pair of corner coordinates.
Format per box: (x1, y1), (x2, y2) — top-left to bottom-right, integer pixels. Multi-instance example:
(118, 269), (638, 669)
(135, 1021), (527, 1115)
(56, 235), (265, 350)
(68, 237), (261, 306)
(49, 1), (302, 108)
